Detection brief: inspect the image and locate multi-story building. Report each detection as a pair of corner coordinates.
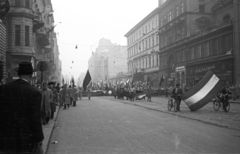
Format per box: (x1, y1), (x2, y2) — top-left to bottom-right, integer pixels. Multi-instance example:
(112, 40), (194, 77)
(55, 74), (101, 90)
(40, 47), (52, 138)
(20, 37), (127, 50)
(157, 0), (240, 88)
(88, 38), (128, 84)
(0, 21), (6, 83)
(125, 8), (160, 87)
(4, 0), (35, 82)
(3, 0), (60, 84)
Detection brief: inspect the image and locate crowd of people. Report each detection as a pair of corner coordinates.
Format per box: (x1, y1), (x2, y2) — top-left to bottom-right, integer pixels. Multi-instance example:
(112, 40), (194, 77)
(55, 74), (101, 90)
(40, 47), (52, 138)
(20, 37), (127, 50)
(0, 62), (86, 153)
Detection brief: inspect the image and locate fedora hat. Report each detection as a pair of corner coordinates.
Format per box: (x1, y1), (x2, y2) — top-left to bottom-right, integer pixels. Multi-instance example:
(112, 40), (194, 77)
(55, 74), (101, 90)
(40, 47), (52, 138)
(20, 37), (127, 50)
(15, 62), (36, 74)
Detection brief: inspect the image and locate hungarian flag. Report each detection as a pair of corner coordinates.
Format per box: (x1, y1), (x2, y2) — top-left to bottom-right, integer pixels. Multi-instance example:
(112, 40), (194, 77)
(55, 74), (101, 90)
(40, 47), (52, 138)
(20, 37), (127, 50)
(182, 70), (223, 111)
(83, 70), (92, 90)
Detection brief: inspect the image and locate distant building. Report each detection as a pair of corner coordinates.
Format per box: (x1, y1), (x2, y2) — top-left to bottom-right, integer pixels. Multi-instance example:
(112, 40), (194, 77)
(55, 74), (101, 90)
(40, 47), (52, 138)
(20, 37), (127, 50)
(88, 38), (128, 84)
(125, 7), (160, 87)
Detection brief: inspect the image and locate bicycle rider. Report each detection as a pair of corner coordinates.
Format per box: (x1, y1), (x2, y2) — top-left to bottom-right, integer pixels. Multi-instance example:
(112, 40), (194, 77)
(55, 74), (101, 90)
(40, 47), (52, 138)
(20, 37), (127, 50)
(172, 83), (183, 111)
(220, 84), (232, 110)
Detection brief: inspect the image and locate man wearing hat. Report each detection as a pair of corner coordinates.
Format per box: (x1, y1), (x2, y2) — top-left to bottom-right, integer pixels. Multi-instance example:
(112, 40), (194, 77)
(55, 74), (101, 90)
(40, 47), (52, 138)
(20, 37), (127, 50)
(0, 62), (44, 153)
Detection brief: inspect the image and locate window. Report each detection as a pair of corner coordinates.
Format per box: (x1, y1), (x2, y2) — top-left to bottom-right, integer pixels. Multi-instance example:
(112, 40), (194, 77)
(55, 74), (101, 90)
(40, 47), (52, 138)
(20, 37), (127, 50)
(149, 56), (151, 68)
(25, 0), (30, 8)
(223, 34), (233, 53)
(152, 20), (155, 29)
(181, 2), (185, 13)
(169, 11), (173, 21)
(194, 45), (201, 59)
(213, 38), (219, 54)
(25, 26), (30, 46)
(15, 25), (21, 46)
(156, 17), (159, 27)
(15, 0), (21, 6)
(176, 6), (179, 17)
(190, 47), (194, 60)
(152, 36), (155, 46)
(160, 18), (163, 27)
(199, 0), (205, 13)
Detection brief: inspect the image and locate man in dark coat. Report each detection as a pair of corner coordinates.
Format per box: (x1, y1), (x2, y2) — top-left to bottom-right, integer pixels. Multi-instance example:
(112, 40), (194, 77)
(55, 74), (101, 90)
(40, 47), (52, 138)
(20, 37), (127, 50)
(0, 62), (44, 153)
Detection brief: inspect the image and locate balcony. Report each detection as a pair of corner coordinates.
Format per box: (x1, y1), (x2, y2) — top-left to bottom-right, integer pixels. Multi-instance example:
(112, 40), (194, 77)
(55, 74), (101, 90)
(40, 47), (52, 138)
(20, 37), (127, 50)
(44, 45), (52, 53)
(33, 18), (44, 32)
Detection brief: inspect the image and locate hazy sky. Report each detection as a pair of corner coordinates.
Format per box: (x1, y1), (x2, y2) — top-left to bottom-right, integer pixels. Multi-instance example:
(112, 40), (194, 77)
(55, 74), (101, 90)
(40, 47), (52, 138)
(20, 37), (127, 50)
(51, 0), (158, 80)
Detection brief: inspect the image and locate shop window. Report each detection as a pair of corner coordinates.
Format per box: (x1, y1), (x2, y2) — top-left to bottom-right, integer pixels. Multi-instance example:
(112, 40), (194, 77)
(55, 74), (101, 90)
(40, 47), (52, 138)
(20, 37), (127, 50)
(15, 25), (21, 46)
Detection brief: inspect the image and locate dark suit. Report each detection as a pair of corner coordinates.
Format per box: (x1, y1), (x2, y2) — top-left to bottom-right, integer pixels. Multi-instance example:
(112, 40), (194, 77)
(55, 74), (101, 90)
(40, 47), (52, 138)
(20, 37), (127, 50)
(0, 79), (44, 153)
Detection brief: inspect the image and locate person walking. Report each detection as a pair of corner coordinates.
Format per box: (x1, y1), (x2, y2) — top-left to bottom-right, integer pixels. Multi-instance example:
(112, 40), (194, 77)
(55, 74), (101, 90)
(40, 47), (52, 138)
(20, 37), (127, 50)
(48, 82), (57, 119)
(41, 82), (53, 125)
(79, 86), (83, 100)
(60, 84), (71, 109)
(87, 86), (91, 100)
(0, 62), (44, 153)
(71, 85), (78, 106)
(147, 86), (152, 102)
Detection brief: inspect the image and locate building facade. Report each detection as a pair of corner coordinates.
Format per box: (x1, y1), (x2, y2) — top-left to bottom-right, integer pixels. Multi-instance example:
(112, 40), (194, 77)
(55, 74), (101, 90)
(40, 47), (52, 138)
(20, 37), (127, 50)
(0, 21), (6, 83)
(125, 8), (160, 87)
(157, 0), (239, 89)
(88, 38), (128, 84)
(4, 0), (61, 84)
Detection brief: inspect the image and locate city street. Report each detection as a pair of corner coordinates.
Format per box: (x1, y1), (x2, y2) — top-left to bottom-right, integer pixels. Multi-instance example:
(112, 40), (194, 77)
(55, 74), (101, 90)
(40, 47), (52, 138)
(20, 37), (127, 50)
(47, 97), (240, 154)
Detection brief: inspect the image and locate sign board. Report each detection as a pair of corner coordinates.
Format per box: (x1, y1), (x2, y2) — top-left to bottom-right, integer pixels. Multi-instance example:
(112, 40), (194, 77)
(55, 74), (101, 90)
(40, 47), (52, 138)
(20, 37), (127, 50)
(176, 66), (186, 72)
(37, 61), (48, 71)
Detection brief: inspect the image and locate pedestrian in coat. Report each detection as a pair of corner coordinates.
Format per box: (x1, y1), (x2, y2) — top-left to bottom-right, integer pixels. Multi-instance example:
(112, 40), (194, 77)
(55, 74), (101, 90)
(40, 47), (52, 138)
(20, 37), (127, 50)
(147, 86), (152, 102)
(87, 86), (91, 100)
(71, 85), (78, 106)
(49, 82), (57, 119)
(68, 85), (73, 105)
(60, 84), (71, 109)
(41, 82), (53, 125)
(79, 87), (83, 100)
(0, 62), (44, 153)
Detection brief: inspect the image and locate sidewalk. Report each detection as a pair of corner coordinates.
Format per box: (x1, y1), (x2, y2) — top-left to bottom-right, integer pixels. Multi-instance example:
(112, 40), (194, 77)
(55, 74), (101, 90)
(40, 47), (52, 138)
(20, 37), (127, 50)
(42, 106), (61, 154)
(104, 96), (240, 132)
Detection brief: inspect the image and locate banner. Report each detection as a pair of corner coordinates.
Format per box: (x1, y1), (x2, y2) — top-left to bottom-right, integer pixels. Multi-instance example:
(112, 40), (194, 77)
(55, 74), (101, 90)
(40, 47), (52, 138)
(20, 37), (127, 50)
(83, 70), (91, 90)
(181, 70), (223, 111)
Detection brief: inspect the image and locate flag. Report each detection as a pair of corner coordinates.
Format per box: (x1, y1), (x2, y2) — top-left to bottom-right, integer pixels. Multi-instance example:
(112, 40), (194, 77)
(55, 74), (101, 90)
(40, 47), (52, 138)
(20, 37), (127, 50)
(159, 76), (165, 87)
(62, 76), (64, 86)
(83, 70), (92, 90)
(181, 70), (224, 111)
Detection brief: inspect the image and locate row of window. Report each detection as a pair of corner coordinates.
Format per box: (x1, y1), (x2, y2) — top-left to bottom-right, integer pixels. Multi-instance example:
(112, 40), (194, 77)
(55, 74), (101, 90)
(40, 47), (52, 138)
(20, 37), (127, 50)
(159, 34), (233, 67)
(159, 25), (186, 48)
(159, 2), (185, 28)
(128, 54), (159, 73)
(128, 34), (159, 58)
(128, 16), (159, 45)
(15, 25), (30, 46)
(15, 0), (31, 8)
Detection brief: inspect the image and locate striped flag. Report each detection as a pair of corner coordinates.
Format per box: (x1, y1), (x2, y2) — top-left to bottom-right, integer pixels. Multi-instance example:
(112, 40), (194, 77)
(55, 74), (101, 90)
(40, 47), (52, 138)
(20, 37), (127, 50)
(182, 70), (223, 111)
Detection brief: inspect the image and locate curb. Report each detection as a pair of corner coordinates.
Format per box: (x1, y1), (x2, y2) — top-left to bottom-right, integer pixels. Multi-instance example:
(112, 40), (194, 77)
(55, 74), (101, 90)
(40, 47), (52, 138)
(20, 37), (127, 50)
(103, 97), (240, 132)
(43, 106), (61, 154)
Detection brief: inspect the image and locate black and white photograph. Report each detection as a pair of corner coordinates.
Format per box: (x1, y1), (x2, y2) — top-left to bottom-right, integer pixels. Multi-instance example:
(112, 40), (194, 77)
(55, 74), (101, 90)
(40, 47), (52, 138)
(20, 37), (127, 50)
(0, 0), (240, 154)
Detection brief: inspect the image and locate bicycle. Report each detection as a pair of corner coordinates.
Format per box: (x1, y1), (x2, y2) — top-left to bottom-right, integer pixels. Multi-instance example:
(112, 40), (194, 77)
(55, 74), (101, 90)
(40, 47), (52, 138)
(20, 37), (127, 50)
(213, 93), (230, 112)
(167, 95), (179, 112)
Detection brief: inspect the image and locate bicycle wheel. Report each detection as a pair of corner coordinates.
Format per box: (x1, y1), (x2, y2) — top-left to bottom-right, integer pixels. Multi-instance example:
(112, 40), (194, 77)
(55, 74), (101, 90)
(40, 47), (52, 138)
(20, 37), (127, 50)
(224, 102), (230, 112)
(174, 100), (178, 112)
(168, 99), (173, 111)
(213, 99), (220, 111)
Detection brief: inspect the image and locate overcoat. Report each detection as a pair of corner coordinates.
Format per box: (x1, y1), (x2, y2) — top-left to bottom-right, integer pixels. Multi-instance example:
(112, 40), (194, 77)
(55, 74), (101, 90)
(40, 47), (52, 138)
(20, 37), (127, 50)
(41, 88), (53, 118)
(0, 79), (44, 153)
(60, 88), (71, 105)
(71, 87), (79, 101)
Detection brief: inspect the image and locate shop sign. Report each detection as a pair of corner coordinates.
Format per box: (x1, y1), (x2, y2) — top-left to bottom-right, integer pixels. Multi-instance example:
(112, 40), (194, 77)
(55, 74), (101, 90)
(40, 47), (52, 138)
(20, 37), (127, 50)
(176, 66), (185, 72)
(187, 59), (233, 77)
(195, 64), (215, 74)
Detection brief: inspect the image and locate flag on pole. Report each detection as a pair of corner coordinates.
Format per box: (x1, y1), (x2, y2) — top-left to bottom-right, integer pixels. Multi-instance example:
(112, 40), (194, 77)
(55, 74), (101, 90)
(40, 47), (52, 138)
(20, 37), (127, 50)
(181, 70), (224, 111)
(159, 76), (165, 87)
(83, 70), (92, 90)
